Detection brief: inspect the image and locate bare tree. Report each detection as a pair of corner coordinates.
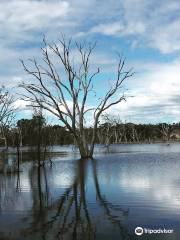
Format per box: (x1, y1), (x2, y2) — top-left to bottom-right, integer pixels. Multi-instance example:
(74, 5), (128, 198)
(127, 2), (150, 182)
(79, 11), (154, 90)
(97, 114), (115, 151)
(159, 123), (174, 142)
(0, 87), (15, 148)
(100, 114), (124, 144)
(20, 37), (134, 158)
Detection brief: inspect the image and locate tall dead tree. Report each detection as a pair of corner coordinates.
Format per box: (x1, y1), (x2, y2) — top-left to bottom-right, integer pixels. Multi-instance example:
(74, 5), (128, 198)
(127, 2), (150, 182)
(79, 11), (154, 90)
(20, 37), (134, 158)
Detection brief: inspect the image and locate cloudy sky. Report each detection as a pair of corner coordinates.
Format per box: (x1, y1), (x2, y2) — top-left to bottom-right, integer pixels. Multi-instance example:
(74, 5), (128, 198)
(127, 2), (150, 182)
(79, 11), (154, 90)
(1, 0), (180, 124)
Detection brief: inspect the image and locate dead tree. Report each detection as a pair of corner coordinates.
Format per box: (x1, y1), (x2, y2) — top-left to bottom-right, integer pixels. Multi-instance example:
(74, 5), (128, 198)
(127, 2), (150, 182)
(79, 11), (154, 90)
(102, 114), (124, 143)
(0, 87), (15, 149)
(20, 37), (134, 158)
(159, 123), (174, 141)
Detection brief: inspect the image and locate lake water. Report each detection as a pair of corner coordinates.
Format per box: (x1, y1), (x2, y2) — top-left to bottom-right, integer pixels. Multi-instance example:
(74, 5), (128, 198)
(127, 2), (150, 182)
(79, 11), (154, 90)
(0, 143), (180, 240)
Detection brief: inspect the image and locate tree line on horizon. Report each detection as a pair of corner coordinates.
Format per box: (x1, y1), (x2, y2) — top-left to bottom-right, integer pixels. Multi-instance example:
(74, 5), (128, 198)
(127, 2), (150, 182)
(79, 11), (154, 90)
(0, 113), (180, 149)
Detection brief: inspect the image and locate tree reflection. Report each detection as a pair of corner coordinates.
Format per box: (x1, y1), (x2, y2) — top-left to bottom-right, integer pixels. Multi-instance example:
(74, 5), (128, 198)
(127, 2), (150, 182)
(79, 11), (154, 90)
(23, 158), (130, 240)
(0, 153), (22, 214)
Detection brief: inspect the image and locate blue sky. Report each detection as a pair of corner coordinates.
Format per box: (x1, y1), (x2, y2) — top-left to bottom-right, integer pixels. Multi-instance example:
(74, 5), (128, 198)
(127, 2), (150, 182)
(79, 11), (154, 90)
(1, 0), (180, 124)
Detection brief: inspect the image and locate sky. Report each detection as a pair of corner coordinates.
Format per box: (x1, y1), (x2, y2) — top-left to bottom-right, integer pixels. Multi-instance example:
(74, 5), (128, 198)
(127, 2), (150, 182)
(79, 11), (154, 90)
(1, 0), (180, 124)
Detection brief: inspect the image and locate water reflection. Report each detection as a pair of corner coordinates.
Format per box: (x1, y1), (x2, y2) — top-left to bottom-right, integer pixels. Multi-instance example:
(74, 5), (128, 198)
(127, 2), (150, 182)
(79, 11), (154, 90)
(1, 144), (180, 239)
(0, 153), (129, 240)
(23, 159), (129, 240)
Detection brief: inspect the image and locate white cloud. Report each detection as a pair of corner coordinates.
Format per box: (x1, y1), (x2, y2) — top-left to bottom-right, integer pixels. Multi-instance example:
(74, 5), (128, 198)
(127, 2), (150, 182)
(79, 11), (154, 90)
(89, 21), (145, 37)
(149, 19), (180, 54)
(90, 22), (125, 36)
(106, 60), (180, 123)
(0, 0), (69, 31)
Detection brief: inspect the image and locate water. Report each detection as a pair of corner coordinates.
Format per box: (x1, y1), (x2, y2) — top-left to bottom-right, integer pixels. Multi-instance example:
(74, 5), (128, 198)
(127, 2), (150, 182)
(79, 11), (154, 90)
(0, 143), (180, 239)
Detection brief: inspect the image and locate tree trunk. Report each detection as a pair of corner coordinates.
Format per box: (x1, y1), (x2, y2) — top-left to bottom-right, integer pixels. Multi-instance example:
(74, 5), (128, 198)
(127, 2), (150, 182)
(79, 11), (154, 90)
(78, 138), (92, 159)
(74, 129), (94, 159)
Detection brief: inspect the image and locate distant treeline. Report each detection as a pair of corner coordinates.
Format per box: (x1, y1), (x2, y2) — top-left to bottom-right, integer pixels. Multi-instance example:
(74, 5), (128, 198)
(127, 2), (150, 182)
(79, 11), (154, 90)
(0, 115), (180, 148)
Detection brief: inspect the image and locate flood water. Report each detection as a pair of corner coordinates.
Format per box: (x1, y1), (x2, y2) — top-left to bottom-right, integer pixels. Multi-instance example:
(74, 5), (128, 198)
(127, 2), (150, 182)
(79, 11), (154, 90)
(0, 143), (180, 240)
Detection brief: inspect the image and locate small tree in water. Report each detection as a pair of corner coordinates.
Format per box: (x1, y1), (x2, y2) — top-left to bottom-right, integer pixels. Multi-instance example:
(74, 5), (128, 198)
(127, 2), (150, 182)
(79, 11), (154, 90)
(20, 37), (134, 158)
